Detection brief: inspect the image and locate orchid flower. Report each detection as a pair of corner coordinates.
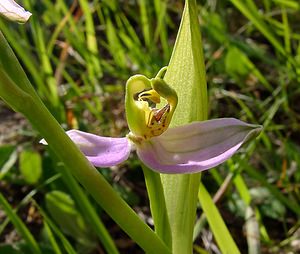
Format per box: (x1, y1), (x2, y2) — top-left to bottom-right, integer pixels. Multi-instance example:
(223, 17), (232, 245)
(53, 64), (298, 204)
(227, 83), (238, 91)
(0, 0), (31, 24)
(41, 68), (262, 174)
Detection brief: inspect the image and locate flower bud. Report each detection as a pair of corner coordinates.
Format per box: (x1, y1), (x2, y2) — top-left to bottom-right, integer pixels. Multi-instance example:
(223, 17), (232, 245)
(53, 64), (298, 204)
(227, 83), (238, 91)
(0, 0), (32, 24)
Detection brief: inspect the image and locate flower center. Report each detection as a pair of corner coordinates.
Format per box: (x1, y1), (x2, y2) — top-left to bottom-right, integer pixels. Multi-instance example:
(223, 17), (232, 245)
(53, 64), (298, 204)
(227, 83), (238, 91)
(125, 67), (178, 141)
(137, 89), (171, 139)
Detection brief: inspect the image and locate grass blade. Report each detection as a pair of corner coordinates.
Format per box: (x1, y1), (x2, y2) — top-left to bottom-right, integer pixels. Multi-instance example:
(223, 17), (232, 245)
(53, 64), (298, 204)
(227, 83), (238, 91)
(198, 182), (241, 254)
(0, 193), (41, 254)
(43, 221), (63, 254)
(230, 0), (286, 55)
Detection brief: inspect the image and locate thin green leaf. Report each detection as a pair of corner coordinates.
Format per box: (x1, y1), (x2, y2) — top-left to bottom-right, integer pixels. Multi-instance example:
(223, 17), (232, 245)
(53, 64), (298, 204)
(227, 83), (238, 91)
(138, 0), (151, 48)
(37, 205), (77, 254)
(43, 221), (63, 254)
(198, 182), (240, 254)
(0, 193), (41, 254)
(0, 147), (17, 180)
(23, 0), (59, 106)
(230, 0), (286, 56)
(78, 0), (103, 81)
(272, 0), (299, 9)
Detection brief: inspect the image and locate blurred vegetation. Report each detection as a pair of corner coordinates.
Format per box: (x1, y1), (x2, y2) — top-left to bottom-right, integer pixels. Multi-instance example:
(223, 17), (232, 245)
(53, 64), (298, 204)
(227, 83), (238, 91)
(0, 0), (300, 253)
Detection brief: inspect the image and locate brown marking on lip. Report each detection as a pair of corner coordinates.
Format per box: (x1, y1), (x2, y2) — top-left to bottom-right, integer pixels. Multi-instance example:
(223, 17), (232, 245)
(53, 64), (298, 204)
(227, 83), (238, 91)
(153, 104), (170, 122)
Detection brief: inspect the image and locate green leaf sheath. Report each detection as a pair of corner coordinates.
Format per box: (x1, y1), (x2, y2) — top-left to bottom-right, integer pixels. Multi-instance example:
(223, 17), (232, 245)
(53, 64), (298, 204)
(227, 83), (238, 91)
(160, 0), (208, 253)
(163, 0), (207, 126)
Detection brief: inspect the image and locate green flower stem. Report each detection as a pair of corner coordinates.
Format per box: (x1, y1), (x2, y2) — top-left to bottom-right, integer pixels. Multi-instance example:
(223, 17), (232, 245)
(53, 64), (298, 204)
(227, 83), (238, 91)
(142, 165), (172, 249)
(160, 0), (207, 253)
(0, 31), (39, 100)
(0, 49), (170, 254)
(0, 69), (32, 112)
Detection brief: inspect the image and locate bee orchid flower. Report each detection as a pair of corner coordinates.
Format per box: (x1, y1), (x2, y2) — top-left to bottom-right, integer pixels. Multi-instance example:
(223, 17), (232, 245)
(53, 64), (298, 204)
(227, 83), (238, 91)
(0, 0), (32, 24)
(41, 69), (262, 174)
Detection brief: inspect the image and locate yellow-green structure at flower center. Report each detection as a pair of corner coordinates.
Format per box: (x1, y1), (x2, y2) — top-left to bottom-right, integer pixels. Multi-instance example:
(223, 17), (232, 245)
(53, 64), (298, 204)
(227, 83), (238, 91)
(125, 70), (177, 143)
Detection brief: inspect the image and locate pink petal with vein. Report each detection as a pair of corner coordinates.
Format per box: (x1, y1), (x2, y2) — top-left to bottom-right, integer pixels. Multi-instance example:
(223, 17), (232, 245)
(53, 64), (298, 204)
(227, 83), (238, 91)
(137, 118), (262, 174)
(65, 130), (131, 167)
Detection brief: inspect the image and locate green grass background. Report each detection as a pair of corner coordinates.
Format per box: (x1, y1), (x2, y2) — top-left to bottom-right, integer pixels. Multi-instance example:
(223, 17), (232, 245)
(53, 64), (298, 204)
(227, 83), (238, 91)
(0, 0), (300, 253)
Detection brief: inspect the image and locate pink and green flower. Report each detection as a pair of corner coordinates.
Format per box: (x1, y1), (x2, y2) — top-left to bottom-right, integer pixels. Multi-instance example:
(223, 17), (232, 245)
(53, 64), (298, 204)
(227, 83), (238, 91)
(42, 69), (262, 174)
